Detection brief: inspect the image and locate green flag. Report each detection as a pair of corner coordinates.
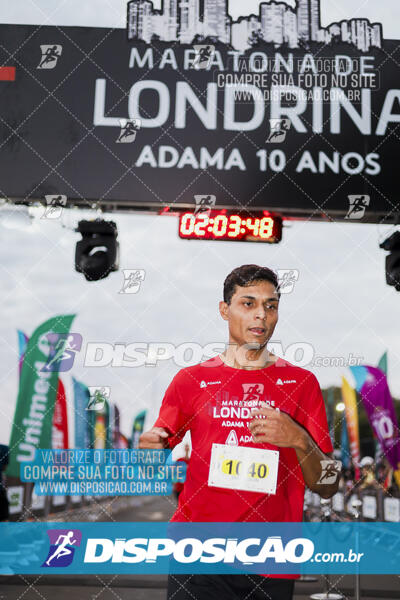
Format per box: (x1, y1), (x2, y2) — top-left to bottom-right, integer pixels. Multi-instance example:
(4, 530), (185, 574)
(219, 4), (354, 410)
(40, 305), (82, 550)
(86, 388), (110, 449)
(375, 350), (388, 461)
(7, 315), (76, 477)
(377, 351), (387, 374)
(131, 410), (147, 448)
(104, 397), (111, 450)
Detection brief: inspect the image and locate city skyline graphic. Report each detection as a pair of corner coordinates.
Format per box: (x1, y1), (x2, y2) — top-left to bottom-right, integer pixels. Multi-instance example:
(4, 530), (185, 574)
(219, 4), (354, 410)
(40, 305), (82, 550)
(127, 0), (383, 53)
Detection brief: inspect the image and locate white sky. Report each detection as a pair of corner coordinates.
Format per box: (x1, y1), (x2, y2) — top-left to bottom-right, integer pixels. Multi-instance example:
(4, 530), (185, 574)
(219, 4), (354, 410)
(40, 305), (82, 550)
(0, 1), (399, 39)
(0, 211), (399, 445)
(0, 0), (399, 445)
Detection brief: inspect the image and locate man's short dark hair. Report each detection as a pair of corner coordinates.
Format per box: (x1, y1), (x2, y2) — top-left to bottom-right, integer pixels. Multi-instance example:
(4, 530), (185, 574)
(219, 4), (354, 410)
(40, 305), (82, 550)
(223, 264), (281, 305)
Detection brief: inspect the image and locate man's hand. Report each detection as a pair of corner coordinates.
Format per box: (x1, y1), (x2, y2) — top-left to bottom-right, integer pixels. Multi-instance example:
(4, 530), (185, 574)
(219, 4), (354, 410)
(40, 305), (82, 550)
(138, 427), (169, 449)
(248, 405), (305, 450)
(248, 403), (340, 499)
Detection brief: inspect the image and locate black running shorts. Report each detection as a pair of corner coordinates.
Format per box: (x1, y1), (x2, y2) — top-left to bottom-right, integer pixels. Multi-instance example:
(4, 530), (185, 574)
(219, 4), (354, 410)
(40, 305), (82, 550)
(166, 574), (295, 600)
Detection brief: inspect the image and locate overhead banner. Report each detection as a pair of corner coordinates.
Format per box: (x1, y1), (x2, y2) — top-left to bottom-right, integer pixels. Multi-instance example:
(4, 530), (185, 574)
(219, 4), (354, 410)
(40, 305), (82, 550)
(0, 0), (399, 221)
(7, 315), (75, 478)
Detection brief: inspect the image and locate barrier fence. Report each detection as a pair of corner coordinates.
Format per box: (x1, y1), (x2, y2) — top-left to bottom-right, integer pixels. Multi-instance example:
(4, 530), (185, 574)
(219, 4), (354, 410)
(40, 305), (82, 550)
(304, 486), (400, 522)
(4, 479), (400, 523)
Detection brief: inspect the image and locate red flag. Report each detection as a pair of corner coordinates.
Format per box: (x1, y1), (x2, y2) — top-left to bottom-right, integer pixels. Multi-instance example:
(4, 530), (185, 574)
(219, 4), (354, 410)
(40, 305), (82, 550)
(52, 379), (69, 449)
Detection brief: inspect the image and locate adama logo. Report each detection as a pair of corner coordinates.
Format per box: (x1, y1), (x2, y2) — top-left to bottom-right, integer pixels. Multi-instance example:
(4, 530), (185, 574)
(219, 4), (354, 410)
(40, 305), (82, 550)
(276, 379), (297, 385)
(225, 430), (238, 445)
(200, 380), (221, 388)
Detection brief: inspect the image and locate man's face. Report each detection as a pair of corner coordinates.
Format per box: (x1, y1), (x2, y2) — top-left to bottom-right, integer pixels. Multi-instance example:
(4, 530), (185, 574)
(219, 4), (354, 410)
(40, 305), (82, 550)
(219, 280), (279, 348)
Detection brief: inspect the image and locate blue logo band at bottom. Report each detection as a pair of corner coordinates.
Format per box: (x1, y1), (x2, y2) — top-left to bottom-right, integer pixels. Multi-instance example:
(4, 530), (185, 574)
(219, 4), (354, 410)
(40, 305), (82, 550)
(0, 522), (398, 575)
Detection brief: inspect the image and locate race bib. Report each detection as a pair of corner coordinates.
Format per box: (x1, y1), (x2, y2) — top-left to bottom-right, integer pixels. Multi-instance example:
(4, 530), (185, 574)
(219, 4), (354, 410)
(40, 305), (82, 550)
(208, 443), (279, 494)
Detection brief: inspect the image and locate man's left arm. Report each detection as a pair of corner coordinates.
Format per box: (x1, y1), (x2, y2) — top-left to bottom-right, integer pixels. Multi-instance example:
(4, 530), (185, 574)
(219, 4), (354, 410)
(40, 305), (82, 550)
(293, 376), (340, 498)
(249, 393), (340, 499)
(293, 431), (339, 499)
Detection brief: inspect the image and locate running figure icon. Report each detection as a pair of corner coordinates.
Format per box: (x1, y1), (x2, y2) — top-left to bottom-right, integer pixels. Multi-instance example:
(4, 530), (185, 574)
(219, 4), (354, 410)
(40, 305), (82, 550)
(45, 531), (77, 566)
(37, 45), (62, 69)
(345, 195), (370, 219)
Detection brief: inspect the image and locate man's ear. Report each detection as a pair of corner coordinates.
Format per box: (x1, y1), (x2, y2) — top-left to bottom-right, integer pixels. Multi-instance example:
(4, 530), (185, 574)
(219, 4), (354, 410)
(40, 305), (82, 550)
(219, 300), (229, 321)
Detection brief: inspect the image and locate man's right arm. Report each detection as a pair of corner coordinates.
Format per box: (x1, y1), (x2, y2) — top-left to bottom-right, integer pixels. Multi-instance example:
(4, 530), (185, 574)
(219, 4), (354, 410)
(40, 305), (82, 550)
(139, 426), (170, 449)
(139, 372), (190, 449)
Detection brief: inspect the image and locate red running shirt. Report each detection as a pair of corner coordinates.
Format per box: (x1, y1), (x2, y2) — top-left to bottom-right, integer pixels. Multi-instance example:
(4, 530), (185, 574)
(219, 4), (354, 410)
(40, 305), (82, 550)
(154, 355), (333, 579)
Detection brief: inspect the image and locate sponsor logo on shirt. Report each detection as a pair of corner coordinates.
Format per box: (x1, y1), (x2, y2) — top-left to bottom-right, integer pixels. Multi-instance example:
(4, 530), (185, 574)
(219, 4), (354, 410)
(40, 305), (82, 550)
(242, 383), (264, 402)
(239, 435), (253, 443)
(276, 378), (297, 385)
(200, 380), (222, 388)
(225, 430), (238, 445)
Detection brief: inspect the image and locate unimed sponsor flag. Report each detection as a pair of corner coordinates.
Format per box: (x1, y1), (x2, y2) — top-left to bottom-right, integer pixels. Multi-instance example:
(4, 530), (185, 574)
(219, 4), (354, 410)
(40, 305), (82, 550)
(18, 329), (69, 450)
(350, 365), (400, 486)
(7, 315), (75, 477)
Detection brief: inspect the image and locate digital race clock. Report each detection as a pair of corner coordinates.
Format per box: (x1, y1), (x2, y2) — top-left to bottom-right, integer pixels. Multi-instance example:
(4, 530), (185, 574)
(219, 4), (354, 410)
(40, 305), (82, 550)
(178, 210), (282, 243)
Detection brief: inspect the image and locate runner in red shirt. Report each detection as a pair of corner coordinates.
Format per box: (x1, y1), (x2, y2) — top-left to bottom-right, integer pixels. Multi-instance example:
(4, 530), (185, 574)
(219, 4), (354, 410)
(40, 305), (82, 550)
(140, 264), (339, 600)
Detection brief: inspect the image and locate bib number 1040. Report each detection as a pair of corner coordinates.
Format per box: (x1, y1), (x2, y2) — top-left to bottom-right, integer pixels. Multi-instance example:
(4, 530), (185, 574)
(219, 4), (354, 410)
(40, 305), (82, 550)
(208, 444), (279, 494)
(222, 459), (269, 479)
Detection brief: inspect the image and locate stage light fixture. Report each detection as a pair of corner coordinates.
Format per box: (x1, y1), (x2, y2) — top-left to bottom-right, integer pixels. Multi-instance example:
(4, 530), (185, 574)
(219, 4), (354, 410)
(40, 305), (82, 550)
(379, 230), (400, 292)
(75, 219), (119, 281)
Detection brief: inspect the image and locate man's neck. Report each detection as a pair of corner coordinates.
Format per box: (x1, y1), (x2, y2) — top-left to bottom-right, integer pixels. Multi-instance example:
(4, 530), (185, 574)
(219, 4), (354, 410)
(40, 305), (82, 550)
(219, 348), (277, 370)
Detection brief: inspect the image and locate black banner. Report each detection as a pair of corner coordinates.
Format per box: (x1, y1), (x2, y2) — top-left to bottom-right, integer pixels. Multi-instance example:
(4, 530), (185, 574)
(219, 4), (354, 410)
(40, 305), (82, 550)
(0, 21), (399, 222)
